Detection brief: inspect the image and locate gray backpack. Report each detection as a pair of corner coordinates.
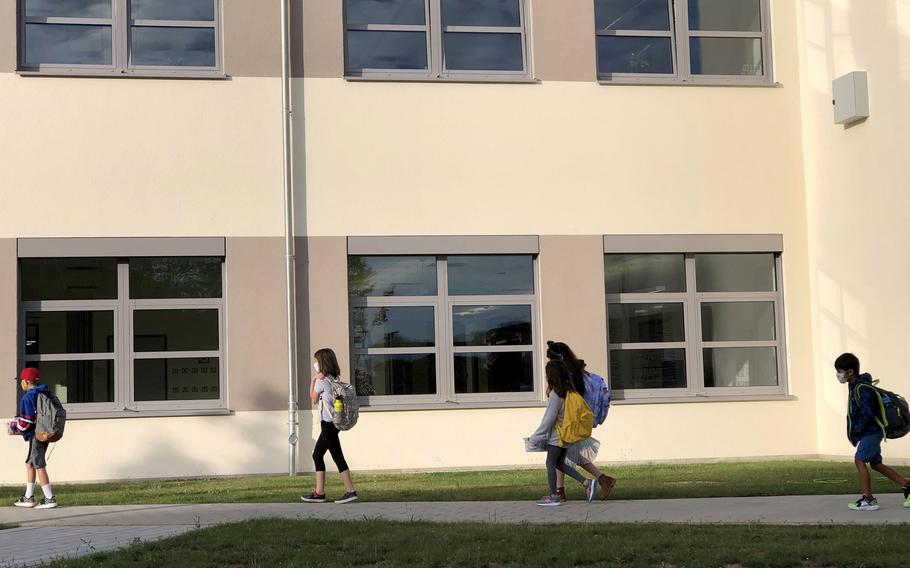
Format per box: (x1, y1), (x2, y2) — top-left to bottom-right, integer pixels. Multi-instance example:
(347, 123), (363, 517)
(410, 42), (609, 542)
(325, 377), (359, 431)
(35, 391), (66, 443)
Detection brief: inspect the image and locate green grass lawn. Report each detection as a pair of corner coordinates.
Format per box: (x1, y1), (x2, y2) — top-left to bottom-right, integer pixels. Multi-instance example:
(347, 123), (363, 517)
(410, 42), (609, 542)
(45, 518), (910, 568)
(1, 460), (903, 506)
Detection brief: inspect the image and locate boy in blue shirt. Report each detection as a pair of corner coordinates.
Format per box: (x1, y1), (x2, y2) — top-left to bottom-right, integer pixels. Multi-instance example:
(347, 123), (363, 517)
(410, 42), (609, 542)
(7, 368), (57, 509)
(835, 353), (910, 511)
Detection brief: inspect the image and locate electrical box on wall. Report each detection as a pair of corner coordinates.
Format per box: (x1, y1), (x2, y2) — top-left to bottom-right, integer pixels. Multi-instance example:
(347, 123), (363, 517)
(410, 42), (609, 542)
(832, 71), (869, 125)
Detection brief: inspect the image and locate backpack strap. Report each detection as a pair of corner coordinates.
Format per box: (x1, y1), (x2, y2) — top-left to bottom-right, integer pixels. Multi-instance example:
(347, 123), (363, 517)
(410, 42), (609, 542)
(855, 383), (888, 438)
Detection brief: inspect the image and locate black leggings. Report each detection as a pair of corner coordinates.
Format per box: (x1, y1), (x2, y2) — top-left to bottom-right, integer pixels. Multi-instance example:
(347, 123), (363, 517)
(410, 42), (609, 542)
(313, 421), (349, 473)
(545, 444), (585, 495)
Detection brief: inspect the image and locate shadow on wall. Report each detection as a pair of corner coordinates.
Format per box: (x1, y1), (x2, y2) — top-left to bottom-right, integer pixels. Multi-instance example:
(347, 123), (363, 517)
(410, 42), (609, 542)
(802, 0), (910, 458)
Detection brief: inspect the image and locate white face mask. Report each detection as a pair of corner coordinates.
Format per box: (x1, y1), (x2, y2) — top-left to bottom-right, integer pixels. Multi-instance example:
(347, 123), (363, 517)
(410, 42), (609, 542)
(313, 362), (320, 373)
(836, 371), (848, 384)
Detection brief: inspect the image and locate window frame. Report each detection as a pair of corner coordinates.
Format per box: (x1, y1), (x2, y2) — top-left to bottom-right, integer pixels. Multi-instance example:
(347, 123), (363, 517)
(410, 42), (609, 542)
(17, 0), (223, 78)
(343, 0), (531, 82)
(604, 237), (788, 401)
(18, 257), (227, 416)
(596, 0), (773, 86)
(349, 254), (541, 408)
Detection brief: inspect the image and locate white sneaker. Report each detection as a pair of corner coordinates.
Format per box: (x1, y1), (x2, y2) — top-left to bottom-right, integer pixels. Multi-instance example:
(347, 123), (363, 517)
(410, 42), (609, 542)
(13, 496), (35, 508)
(848, 496), (879, 511)
(35, 497), (57, 509)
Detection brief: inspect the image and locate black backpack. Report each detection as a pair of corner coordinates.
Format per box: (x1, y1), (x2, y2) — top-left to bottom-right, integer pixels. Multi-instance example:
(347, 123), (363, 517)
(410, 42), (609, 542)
(855, 383), (910, 440)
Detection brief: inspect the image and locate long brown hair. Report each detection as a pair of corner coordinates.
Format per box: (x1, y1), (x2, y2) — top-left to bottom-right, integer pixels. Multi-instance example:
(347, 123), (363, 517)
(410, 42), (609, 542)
(314, 348), (341, 378)
(546, 341), (586, 396)
(545, 360), (575, 399)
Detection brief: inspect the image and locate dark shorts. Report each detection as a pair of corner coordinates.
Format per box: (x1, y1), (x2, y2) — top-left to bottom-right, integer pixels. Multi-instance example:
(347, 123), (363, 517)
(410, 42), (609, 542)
(854, 434), (883, 465)
(26, 438), (48, 469)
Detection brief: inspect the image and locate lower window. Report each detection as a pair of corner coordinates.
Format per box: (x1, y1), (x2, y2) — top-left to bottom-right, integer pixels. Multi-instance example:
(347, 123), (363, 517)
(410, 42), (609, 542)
(605, 251), (786, 398)
(19, 256), (225, 413)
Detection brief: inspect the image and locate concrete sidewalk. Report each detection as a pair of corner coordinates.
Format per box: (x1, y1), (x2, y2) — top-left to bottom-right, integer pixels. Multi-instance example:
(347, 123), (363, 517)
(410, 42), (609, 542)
(0, 494), (907, 566)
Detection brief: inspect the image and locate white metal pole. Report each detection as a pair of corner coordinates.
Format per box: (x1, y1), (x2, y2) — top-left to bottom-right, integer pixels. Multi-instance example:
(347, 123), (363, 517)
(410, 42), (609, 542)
(279, 0), (299, 477)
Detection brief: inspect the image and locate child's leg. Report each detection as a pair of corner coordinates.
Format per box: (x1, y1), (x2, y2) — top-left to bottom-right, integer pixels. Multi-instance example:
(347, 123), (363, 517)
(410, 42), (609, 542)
(323, 425), (354, 492)
(855, 459), (873, 498)
(555, 470), (565, 491)
(870, 462), (909, 488)
(25, 464), (36, 484)
(545, 445), (563, 495)
(581, 461), (603, 478)
(312, 424), (331, 494)
(556, 452), (587, 485)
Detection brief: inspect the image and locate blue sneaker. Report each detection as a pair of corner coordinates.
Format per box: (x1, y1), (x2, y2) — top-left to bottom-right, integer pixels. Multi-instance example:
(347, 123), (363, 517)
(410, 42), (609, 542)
(584, 479), (597, 503)
(535, 495), (561, 507)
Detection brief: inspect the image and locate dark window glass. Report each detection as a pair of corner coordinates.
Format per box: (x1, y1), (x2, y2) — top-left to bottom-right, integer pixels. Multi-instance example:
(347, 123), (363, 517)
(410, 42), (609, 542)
(345, 0), (426, 25)
(353, 354), (436, 396)
(688, 0), (761, 31)
(447, 255), (533, 296)
(130, 0), (215, 21)
(129, 257), (222, 299)
(594, 0), (670, 30)
(454, 352), (533, 393)
(605, 254), (685, 294)
(133, 309), (219, 352)
(348, 256), (437, 297)
(597, 36), (673, 75)
(452, 305), (531, 346)
(608, 303), (685, 344)
(609, 348), (686, 389)
(346, 30), (428, 71)
(21, 258), (117, 301)
(704, 347), (777, 387)
(24, 24), (112, 66)
(695, 254), (775, 292)
(25, 311), (114, 355)
(33, 360), (114, 404)
(443, 33), (523, 71)
(134, 357), (220, 401)
(351, 307), (435, 349)
(701, 302), (775, 342)
(689, 37), (762, 76)
(130, 26), (216, 67)
(25, 0), (112, 18)
(442, 0), (521, 27)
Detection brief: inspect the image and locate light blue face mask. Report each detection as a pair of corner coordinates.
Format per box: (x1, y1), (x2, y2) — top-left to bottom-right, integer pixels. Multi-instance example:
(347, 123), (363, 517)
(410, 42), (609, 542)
(836, 371), (849, 384)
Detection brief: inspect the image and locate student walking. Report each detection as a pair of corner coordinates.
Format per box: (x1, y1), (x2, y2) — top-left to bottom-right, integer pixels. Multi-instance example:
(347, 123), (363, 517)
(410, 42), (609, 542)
(835, 353), (910, 511)
(547, 341), (617, 501)
(529, 360), (597, 507)
(301, 348), (359, 505)
(8, 368), (57, 509)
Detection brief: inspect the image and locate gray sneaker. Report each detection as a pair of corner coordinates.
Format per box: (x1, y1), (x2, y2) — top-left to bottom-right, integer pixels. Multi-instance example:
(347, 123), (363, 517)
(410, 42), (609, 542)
(13, 496), (35, 508)
(35, 497), (57, 510)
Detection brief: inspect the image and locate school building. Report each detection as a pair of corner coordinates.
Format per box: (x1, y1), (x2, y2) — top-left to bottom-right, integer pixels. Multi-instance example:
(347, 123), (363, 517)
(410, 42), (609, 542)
(0, 0), (906, 483)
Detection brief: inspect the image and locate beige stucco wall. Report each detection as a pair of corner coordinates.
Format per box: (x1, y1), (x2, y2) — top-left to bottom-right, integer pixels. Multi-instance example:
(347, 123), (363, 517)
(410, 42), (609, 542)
(0, 75), (285, 238)
(0, 240), (16, 417)
(798, 0), (910, 460)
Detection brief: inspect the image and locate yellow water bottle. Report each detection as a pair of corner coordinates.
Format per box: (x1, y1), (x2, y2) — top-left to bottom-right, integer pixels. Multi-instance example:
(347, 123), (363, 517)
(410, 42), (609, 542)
(333, 398), (344, 413)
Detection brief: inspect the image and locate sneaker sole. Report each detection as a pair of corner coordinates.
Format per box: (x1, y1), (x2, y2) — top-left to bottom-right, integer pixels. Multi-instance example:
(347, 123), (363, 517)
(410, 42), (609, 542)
(35, 504), (57, 509)
(334, 496), (358, 505)
(586, 482), (596, 503)
(300, 498), (326, 504)
(535, 502), (561, 507)
(848, 506), (879, 511)
(13, 503), (35, 508)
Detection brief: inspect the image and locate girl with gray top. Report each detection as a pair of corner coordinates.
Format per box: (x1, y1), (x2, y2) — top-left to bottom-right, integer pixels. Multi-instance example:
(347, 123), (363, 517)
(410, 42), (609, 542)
(529, 360), (597, 507)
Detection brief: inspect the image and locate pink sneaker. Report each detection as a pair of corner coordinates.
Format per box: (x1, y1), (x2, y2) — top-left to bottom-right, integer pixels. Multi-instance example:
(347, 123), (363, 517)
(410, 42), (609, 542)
(535, 494), (562, 507)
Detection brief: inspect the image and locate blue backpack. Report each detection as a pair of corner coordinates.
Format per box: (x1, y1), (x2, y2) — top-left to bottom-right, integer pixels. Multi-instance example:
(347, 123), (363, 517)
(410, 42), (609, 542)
(583, 372), (611, 426)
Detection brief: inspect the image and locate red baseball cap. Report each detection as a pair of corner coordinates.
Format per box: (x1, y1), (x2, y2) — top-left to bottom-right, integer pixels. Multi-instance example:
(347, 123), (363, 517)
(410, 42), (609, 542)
(17, 368), (40, 382)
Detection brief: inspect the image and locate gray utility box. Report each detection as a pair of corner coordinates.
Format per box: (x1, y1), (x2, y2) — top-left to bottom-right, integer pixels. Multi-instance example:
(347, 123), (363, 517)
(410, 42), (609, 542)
(832, 71), (869, 125)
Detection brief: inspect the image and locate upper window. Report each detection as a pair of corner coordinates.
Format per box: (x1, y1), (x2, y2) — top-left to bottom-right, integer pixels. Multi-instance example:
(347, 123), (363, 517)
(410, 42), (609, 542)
(344, 0), (529, 80)
(19, 256), (225, 413)
(348, 254), (538, 405)
(605, 252), (786, 399)
(18, 0), (221, 76)
(595, 0), (772, 84)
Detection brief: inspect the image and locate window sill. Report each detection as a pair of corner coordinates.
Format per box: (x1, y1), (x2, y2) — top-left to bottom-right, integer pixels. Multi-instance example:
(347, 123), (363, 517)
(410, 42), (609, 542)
(344, 75), (540, 85)
(67, 408), (234, 420)
(613, 394), (796, 405)
(16, 70), (230, 80)
(355, 400), (548, 412)
(598, 79), (783, 88)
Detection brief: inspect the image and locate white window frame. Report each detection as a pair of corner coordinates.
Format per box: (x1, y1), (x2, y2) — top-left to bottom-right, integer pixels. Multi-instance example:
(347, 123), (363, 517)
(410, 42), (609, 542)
(344, 0), (531, 81)
(349, 254), (541, 408)
(596, 0), (773, 85)
(18, 257), (227, 416)
(604, 235), (788, 401)
(17, 0), (223, 78)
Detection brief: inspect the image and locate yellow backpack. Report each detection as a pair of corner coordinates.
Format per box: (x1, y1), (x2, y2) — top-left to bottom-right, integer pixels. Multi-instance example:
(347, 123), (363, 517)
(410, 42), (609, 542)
(557, 391), (594, 446)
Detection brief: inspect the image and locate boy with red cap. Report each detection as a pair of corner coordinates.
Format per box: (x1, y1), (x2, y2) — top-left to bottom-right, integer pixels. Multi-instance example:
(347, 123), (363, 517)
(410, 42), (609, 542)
(7, 368), (57, 508)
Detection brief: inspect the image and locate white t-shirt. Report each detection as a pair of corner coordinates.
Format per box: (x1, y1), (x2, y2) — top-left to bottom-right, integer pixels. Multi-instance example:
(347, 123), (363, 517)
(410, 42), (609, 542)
(314, 377), (335, 422)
